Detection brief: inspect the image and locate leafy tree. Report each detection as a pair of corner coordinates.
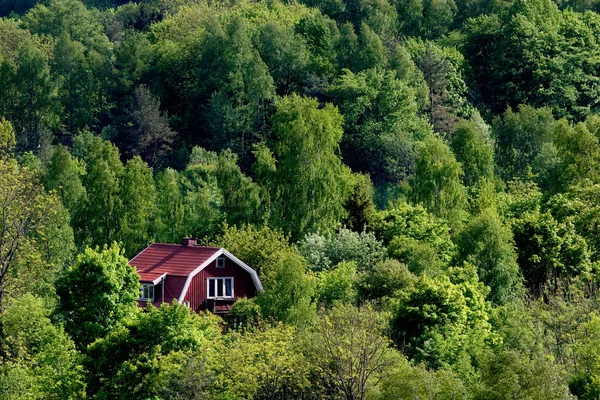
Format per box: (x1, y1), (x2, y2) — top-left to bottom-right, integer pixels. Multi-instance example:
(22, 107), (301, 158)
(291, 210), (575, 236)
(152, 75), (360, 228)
(498, 175), (543, 221)
(0, 159), (73, 309)
(407, 39), (471, 134)
(374, 203), (455, 263)
(259, 95), (352, 239)
(216, 224), (316, 325)
(356, 258), (414, 301)
(410, 134), (468, 226)
(298, 227), (386, 272)
(462, 0), (600, 119)
(120, 156), (157, 257)
(450, 118), (494, 187)
(387, 235), (447, 276)
(512, 211), (591, 294)
(473, 348), (572, 400)
(44, 144), (86, 218)
(22, 0), (108, 50)
(72, 132), (124, 247)
(546, 184), (600, 262)
(218, 323), (311, 399)
(316, 261), (357, 306)
(354, 22), (387, 71)
(256, 22), (309, 95)
(125, 85), (176, 167)
(12, 40), (55, 151)
(455, 208), (522, 305)
(216, 149), (265, 227)
(55, 244), (139, 348)
(492, 105), (556, 181)
(0, 294), (86, 399)
(553, 120), (600, 191)
(197, 16), (275, 159)
(178, 149), (225, 240)
(305, 304), (397, 400)
(228, 298), (262, 329)
(0, 117), (15, 154)
(86, 302), (222, 399)
(295, 13), (340, 77)
(389, 45), (429, 112)
(52, 34), (98, 135)
(326, 68), (428, 185)
(154, 168), (187, 243)
(343, 173), (377, 232)
(392, 264), (494, 377)
(397, 0), (457, 38)
(154, 351), (216, 400)
(379, 358), (468, 400)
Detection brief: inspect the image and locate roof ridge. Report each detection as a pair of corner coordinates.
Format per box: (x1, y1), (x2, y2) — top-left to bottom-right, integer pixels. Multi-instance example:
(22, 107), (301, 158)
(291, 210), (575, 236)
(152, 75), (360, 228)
(150, 243), (221, 249)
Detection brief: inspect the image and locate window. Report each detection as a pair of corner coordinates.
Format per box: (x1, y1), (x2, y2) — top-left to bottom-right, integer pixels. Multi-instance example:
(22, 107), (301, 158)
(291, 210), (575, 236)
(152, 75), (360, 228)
(140, 283), (154, 302)
(216, 256), (225, 268)
(207, 277), (234, 298)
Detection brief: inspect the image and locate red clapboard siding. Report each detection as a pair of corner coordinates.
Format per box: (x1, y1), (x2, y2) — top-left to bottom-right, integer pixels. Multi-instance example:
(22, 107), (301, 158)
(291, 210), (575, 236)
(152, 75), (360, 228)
(137, 275), (187, 308)
(184, 255), (257, 311)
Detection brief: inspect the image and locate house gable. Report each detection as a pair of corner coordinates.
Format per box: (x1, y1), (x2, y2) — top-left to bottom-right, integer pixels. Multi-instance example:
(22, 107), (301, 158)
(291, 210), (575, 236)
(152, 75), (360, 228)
(182, 252), (259, 311)
(129, 242), (262, 312)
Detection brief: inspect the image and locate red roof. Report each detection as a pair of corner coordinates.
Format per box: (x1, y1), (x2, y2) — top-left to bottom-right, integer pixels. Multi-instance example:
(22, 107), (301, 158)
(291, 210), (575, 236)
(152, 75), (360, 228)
(129, 243), (221, 282)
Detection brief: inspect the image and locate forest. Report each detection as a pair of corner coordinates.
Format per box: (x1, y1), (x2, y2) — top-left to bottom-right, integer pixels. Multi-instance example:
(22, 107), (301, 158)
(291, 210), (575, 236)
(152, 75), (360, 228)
(4, 0), (600, 397)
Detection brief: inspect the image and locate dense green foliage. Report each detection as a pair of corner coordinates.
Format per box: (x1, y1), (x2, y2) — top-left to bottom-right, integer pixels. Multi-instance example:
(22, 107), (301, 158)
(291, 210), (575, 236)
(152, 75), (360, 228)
(5, 0), (600, 397)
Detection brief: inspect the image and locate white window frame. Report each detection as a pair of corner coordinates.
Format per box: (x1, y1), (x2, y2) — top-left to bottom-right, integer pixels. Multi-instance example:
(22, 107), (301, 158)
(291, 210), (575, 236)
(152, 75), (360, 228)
(216, 256), (225, 268)
(207, 277), (234, 299)
(140, 283), (154, 302)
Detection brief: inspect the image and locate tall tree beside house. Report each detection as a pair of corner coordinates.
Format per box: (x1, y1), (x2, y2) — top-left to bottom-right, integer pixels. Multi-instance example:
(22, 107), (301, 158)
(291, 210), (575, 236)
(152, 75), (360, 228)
(215, 149), (265, 227)
(120, 155), (157, 257)
(216, 224), (316, 325)
(154, 168), (187, 244)
(85, 302), (222, 399)
(258, 95), (353, 240)
(55, 244), (140, 349)
(72, 132), (124, 248)
(44, 144), (86, 217)
(0, 158), (74, 309)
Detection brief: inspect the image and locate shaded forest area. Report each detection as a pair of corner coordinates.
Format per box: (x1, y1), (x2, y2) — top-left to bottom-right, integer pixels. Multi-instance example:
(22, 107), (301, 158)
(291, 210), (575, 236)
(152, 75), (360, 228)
(4, 0), (600, 398)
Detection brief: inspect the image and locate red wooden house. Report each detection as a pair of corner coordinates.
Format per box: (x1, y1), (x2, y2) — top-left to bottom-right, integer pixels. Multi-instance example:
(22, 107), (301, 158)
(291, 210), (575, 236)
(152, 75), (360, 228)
(129, 238), (263, 315)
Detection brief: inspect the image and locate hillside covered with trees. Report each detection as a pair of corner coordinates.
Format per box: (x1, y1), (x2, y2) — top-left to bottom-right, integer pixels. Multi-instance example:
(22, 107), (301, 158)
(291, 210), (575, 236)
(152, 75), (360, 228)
(3, 0), (600, 397)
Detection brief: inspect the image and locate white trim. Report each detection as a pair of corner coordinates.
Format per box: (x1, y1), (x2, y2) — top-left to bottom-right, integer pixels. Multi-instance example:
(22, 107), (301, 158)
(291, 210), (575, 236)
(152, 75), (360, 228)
(206, 277), (235, 299)
(178, 248), (263, 302)
(129, 243), (154, 264)
(178, 249), (224, 302)
(150, 273), (167, 285)
(222, 249), (264, 291)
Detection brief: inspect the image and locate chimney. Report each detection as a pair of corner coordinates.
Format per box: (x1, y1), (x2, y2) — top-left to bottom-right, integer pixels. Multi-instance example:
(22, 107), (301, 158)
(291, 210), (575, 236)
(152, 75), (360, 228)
(182, 237), (197, 247)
